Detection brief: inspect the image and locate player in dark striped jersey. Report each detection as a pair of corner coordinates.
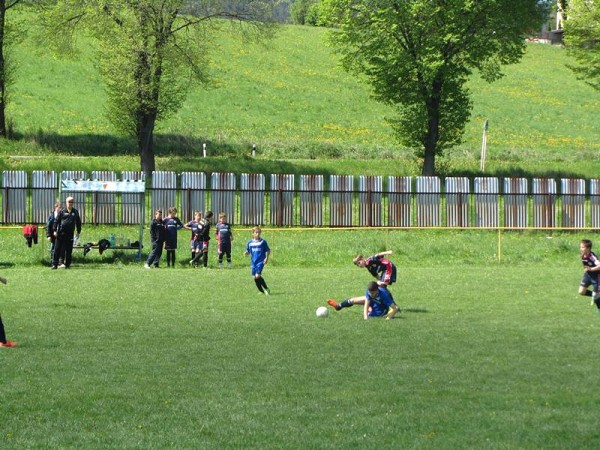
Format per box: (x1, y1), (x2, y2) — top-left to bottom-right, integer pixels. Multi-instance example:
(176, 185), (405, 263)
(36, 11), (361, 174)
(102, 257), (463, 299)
(215, 212), (234, 268)
(579, 239), (600, 310)
(353, 251), (397, 287)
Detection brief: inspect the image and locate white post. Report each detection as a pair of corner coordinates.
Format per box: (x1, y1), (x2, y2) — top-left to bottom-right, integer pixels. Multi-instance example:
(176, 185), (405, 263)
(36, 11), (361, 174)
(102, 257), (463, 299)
(252, 144), (256, 158)
(480, 120), (488, 172)
(203, 143), (207, 158)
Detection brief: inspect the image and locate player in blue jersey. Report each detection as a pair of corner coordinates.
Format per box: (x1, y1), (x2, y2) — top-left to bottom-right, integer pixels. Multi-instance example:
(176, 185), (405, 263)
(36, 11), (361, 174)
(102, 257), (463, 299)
(328, 281), (398, 320)
(184, 210), (203, 268)
(579, 239), (600, 311)
(163, 207), (183, 267)
(353, 250), (397, 287)
(215, 212), (234, 268)
(244, 226), (271, 295)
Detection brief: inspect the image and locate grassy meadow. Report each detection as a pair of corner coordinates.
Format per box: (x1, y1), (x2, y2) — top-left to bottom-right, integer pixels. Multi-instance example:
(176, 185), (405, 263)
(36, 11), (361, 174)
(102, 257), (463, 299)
(1, 228), (600, 448)
(0, 20), (599, 178)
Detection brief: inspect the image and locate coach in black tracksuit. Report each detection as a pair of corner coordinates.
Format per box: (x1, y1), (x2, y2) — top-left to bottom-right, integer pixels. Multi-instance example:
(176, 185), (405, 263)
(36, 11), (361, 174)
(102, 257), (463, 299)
(52, 196), (82, 269)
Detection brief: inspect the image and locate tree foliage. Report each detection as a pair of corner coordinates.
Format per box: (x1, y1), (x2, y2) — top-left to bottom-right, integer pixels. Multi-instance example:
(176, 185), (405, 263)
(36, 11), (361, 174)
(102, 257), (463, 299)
(41, 0), (277, 176)
(564, 0), (600, 92)
(0, 0), (26, 138)
(320, 0), (546, 175)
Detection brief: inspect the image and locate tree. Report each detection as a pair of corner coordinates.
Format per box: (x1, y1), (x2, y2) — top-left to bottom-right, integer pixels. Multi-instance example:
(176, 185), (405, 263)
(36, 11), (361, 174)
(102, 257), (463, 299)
(0, 0), (25, 138)
(563, 0), (600, 92)
(320, 0), (546, 175)
(42, 0), (277, 177)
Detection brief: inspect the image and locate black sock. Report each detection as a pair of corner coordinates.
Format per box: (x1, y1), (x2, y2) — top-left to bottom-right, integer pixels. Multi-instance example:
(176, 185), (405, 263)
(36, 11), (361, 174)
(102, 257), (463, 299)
(0, 315), (7, 343)
(585, 290), (593, 297)
(260, 278), (269, 290)
(340, 299), (353, 308)
(254, 279), (264, 292)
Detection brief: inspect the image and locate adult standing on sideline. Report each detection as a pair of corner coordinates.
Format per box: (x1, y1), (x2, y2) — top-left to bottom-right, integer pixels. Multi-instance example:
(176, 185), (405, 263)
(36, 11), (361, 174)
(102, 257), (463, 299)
(52, 196), (82, 269)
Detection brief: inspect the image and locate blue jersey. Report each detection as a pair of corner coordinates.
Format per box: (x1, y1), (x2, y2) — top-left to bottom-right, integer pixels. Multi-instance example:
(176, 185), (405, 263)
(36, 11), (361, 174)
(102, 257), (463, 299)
(246, 238), (270, 266)
(365, 287), (395, 317)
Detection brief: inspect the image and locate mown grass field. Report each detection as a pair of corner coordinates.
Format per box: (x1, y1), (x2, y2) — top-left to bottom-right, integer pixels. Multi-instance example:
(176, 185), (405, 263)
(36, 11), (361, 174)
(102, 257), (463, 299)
(2, 228), (600, 448)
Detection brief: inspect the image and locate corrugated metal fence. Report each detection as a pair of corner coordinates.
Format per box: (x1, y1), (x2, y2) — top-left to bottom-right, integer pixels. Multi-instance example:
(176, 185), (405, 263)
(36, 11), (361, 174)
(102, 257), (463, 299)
(3, 170), (599, 229)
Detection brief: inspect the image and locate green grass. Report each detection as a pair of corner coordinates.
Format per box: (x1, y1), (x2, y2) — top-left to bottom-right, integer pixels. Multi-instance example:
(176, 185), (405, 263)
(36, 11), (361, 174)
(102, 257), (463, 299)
(2, 19), (600, 178)
(2, 262), (599, 448)
(1, 228), (600, 448)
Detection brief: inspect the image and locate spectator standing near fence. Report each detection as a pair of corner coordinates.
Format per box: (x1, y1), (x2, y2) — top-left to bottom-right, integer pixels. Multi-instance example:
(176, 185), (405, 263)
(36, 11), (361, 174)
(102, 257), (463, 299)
(163, 207), (183, 268)
(46, 201), (62, 266)
(52, 197), (82, 270)
(244, 226), (271, 295)
(145, 209), (165, 269)
(215, 212), (233, 268)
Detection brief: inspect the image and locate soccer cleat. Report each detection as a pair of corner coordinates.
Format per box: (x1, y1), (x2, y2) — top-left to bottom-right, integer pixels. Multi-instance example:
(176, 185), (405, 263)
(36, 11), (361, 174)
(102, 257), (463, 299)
(0, 341), (17, 348)
(50, 266), (57, 270)
(58, 264), (66, 269)
(144, 264), (151, 269)
(327, 298), (342, 311)
(264, 288), (271, 296)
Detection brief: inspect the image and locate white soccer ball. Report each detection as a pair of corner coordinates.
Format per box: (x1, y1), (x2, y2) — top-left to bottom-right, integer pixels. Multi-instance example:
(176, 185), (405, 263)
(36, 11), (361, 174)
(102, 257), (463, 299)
(316, 306), (329, 318)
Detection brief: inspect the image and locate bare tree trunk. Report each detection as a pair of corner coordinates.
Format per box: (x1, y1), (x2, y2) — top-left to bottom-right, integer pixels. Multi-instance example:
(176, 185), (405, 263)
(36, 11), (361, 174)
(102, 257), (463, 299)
(422, 82), (442, 176)
(0, 0), (7, 137)
(138, 114), (156, 178)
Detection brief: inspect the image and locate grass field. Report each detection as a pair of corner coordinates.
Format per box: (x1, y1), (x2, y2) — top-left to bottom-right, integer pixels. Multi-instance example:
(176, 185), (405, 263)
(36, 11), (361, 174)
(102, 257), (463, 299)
(2, 228), (600, 448)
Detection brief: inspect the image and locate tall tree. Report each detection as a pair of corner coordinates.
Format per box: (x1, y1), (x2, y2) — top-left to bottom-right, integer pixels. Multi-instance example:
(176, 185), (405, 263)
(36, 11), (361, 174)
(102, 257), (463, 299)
(0, 0), (24, 138)
(320, 0), (546, 175)
(42, 0), (276, 177)
(563, 0), (600, 92)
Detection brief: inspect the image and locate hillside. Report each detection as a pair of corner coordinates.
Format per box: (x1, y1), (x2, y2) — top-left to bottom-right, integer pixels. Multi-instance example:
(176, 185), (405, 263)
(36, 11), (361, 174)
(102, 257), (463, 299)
(1, 22), (599, 178)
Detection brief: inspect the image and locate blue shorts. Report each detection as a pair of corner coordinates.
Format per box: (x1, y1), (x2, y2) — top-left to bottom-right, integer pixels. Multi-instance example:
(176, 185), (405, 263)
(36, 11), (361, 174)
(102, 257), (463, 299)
(581, 271), (599, 292)
(190, 240), (202, 251)
(251, 262), (265, 277)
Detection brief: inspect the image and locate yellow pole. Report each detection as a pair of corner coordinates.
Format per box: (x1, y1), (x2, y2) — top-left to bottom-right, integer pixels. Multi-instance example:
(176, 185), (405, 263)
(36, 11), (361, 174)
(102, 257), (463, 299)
(498, 227), (502, 262)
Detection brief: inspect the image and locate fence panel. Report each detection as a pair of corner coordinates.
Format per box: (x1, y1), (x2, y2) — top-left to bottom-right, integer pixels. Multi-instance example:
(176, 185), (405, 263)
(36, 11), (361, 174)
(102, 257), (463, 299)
(300, 175), (323, 226)
(2, 171), (27, 224)
(211, 173), (236, 223)
(151, 171), (177, 217)
(592, 180), (600, 229)
(358, 176), (382, 227)
(181, 172), (206, 223)
(121, 171), (144, 225)
(240, 173), (265, 226)
(533, 178), (557, 228)
(388, 176), (412, 227)
(270, 174), (295, 226)
(32, 171), (57, 224)
(416, 177), (441, 227)
(91, 171), (116, 224)
(330, 175), (353, 227)
(474, 177), (499, 228)
(61, 171), (87, 223)
(561, 178), (585, 228)
(446, 177), (470, 227)
(504, 178), (528, 228)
